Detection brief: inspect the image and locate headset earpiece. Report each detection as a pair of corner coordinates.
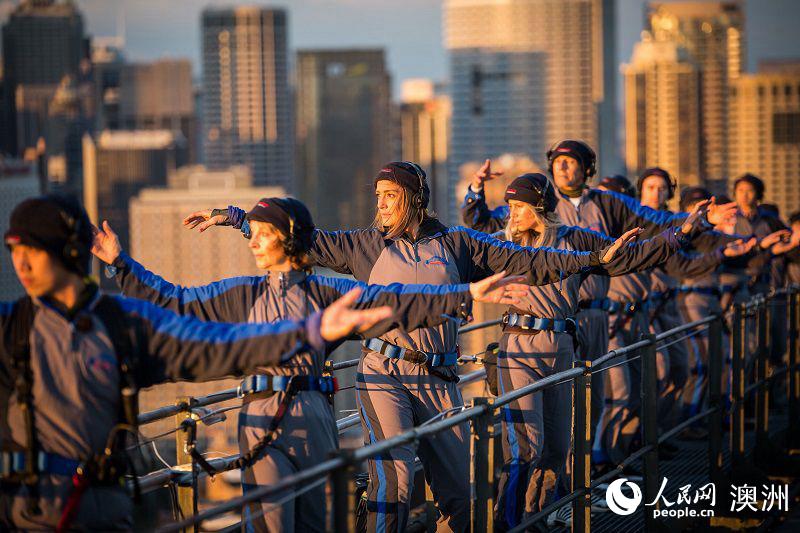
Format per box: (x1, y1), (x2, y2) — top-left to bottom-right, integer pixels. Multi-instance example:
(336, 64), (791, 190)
(283, 216), (299, 257)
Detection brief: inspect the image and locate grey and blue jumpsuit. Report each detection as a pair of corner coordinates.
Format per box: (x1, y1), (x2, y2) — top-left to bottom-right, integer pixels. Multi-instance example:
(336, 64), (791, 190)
(109, 252), (478, 532)
(0, 287), (324, 530)
(224, 207), (606, 532)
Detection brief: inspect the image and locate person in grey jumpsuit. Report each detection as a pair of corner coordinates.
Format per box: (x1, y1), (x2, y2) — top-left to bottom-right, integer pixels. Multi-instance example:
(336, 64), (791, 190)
(460, 172), (708, 528)
(187, 161), (641, 532)
(92, 197), (528, 532)
(0, 194), (395, 530)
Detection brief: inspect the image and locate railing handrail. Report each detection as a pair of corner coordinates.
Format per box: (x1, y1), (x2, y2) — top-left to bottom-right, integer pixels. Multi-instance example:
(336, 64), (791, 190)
(144, 309), (728, 528)
(136, 316), (502, 426)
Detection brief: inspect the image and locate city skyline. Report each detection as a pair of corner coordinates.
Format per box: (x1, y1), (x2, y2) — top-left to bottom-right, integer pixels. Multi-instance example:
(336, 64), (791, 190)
(56, 0), (800, 98)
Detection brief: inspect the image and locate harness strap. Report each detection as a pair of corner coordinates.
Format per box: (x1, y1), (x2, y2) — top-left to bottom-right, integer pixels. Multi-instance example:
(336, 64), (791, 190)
(238, 375), (338, 397)
(363, 338), (459, 367)
(578, 298), (612, 311)
(501, 313), (576, 333)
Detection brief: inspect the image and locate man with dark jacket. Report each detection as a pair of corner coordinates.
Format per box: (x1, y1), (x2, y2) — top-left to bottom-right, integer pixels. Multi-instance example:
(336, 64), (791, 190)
(0, 194), (392, 530)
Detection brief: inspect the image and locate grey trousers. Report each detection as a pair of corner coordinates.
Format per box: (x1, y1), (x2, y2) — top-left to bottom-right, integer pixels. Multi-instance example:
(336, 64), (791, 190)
(356, 350), (469, 533)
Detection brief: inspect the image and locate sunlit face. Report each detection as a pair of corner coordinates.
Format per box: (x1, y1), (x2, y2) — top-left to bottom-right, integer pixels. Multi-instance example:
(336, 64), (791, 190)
(248, 220), (290, 271)
(734, 181), (758, 209)
(507, 199), (541, 234)
(551, 155), (585, 191)
(11, 244), (67, 298)
(640, 175), (671, 208)
(375, 180), (406, 228)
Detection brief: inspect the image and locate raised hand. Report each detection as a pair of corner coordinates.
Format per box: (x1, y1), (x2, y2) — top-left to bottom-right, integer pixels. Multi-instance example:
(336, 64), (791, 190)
(723, 237), (757, 258)
(470, 159), (504, 191)
(91, 221), (122, 264)
(320, 288), (393, 341)
(680, 199), (712, 235)
(183, 209), (228, 232)
(600, 227), (643, 264)
(706, 197), (738, 227)
(760, 229), (792, 250)
(469, 271), (529, 305)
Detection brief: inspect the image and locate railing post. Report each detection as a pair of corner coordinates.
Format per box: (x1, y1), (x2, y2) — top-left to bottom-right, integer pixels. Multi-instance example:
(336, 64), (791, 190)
(755, 297), (770, 463)
(571, 361), (591, 533)
(641, 334), (660, 532)
(174, 396), (197, 532)
(789, 290), (800, 451)
(331, 448), (357, 533)
(731, 304), (746, 469)
(707, 315), (724, 485)
(470, 397), (495, 533)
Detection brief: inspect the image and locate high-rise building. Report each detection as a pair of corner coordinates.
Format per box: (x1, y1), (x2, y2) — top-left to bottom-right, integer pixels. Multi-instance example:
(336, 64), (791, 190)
(648, 1), (745, 190)
(82, 130), (188, 281)
(399, 79), (452, 223)
(445, 0), (603, 217)
(201, 7), (292, 190)
(729, 65), (800, 218)
(623, 37), (702, 188)
(91, 38), (125, 131)
(0, 157), (41, 300)
(296, 49), (392, 230)
(597, 0), (623, 177)
(129, 165), (284, 440)
(1, 0), (87, 156)
(118, 59), (197, 163)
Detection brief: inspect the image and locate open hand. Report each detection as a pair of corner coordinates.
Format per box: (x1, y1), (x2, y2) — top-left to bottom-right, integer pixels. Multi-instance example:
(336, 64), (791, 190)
(91, 221), (122, 264)
(320, 288), (393, 341)
(680, 199), (712, 235)
(760, 229), (792, 250)
(706, 198), (738, 227)
(469, 271), (529, 305)
(183, 209), (228, 232)
(470, 159), (504, 191)
(723, 237), (757, 258)
(601, 227), (643, 263)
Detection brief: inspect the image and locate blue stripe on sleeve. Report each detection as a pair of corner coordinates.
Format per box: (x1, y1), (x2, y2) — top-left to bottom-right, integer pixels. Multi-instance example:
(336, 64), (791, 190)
(114, 295), (301, 344)
(595, 189), (683, 226)
(0, 301), (16, 316)
(307, 275), (469, 303)
(446, 226), (593, 258)
(120, 252), (262, 305)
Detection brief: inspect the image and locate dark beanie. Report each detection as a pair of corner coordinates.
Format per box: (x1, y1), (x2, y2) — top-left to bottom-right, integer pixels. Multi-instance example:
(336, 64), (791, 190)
(733, 173), (765, 201)
(546, 139), (596, 178)
(246, 197), (315, 251)
(679, 186), (712, 212)
(4, 194), (93, 276)
(504, 173), (557, 212)
(374, 162), (430, 208)
(598, 175), (635, 198)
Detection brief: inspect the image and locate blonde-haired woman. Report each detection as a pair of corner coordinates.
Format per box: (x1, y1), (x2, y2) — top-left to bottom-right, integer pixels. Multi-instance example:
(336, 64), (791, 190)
(185, 162), (647, 533)
(461, 172), (707, 528)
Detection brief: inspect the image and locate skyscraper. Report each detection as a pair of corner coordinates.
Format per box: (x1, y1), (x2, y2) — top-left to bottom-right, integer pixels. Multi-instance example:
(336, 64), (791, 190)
(399, 79), (452, 223)
(119, 59), (197, 163)
(1, 0), (87, 156)
(728, 63), (800, 218)
(648, 1), (745, 190)
(623, 37), (702, 188)
(82, 130), (188, 282)
(296, 49), (392, 230)
(201, 7), (292, 190)
(445, 0), (603, 216)
(0, 157), (41, 300)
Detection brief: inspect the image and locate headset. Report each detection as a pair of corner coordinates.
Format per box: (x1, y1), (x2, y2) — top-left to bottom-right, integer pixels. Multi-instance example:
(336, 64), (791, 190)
(49, 197), (89, 275)
(546, 139), (597, 179)
(401, 161), (428, 210)
(515, 173), (557, 213)
(274, 199), (301, 258)
(636, 167), (677, 200)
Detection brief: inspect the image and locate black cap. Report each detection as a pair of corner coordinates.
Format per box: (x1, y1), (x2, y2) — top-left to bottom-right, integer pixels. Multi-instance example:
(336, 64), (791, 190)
(733, 173), (765, 201)
(4, 194), (93, 276)
(546, 139), (597, 178)
(679, 186), (712, 212)
(504, 173), (557, 212)
(598, 175), (636, 198)
(246, 197), (315, 252)
(374, 161), (430, 209)
(637, 167), (676, 200)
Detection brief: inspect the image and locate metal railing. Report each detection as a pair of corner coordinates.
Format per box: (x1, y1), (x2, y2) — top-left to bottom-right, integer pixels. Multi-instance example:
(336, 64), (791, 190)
(132, 287), (800, 532)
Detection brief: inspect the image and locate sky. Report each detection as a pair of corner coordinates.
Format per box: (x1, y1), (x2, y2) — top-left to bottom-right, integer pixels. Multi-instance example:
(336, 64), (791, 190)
(5, 0), (800, 96)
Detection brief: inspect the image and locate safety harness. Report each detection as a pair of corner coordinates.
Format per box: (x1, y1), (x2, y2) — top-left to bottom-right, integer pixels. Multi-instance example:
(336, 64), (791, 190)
(0, 294), (140, 531)
(231, 374), (338, 472)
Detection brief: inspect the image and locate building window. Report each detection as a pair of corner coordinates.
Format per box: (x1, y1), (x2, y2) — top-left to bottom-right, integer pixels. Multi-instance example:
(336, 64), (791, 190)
(773, 112), (800, 144)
